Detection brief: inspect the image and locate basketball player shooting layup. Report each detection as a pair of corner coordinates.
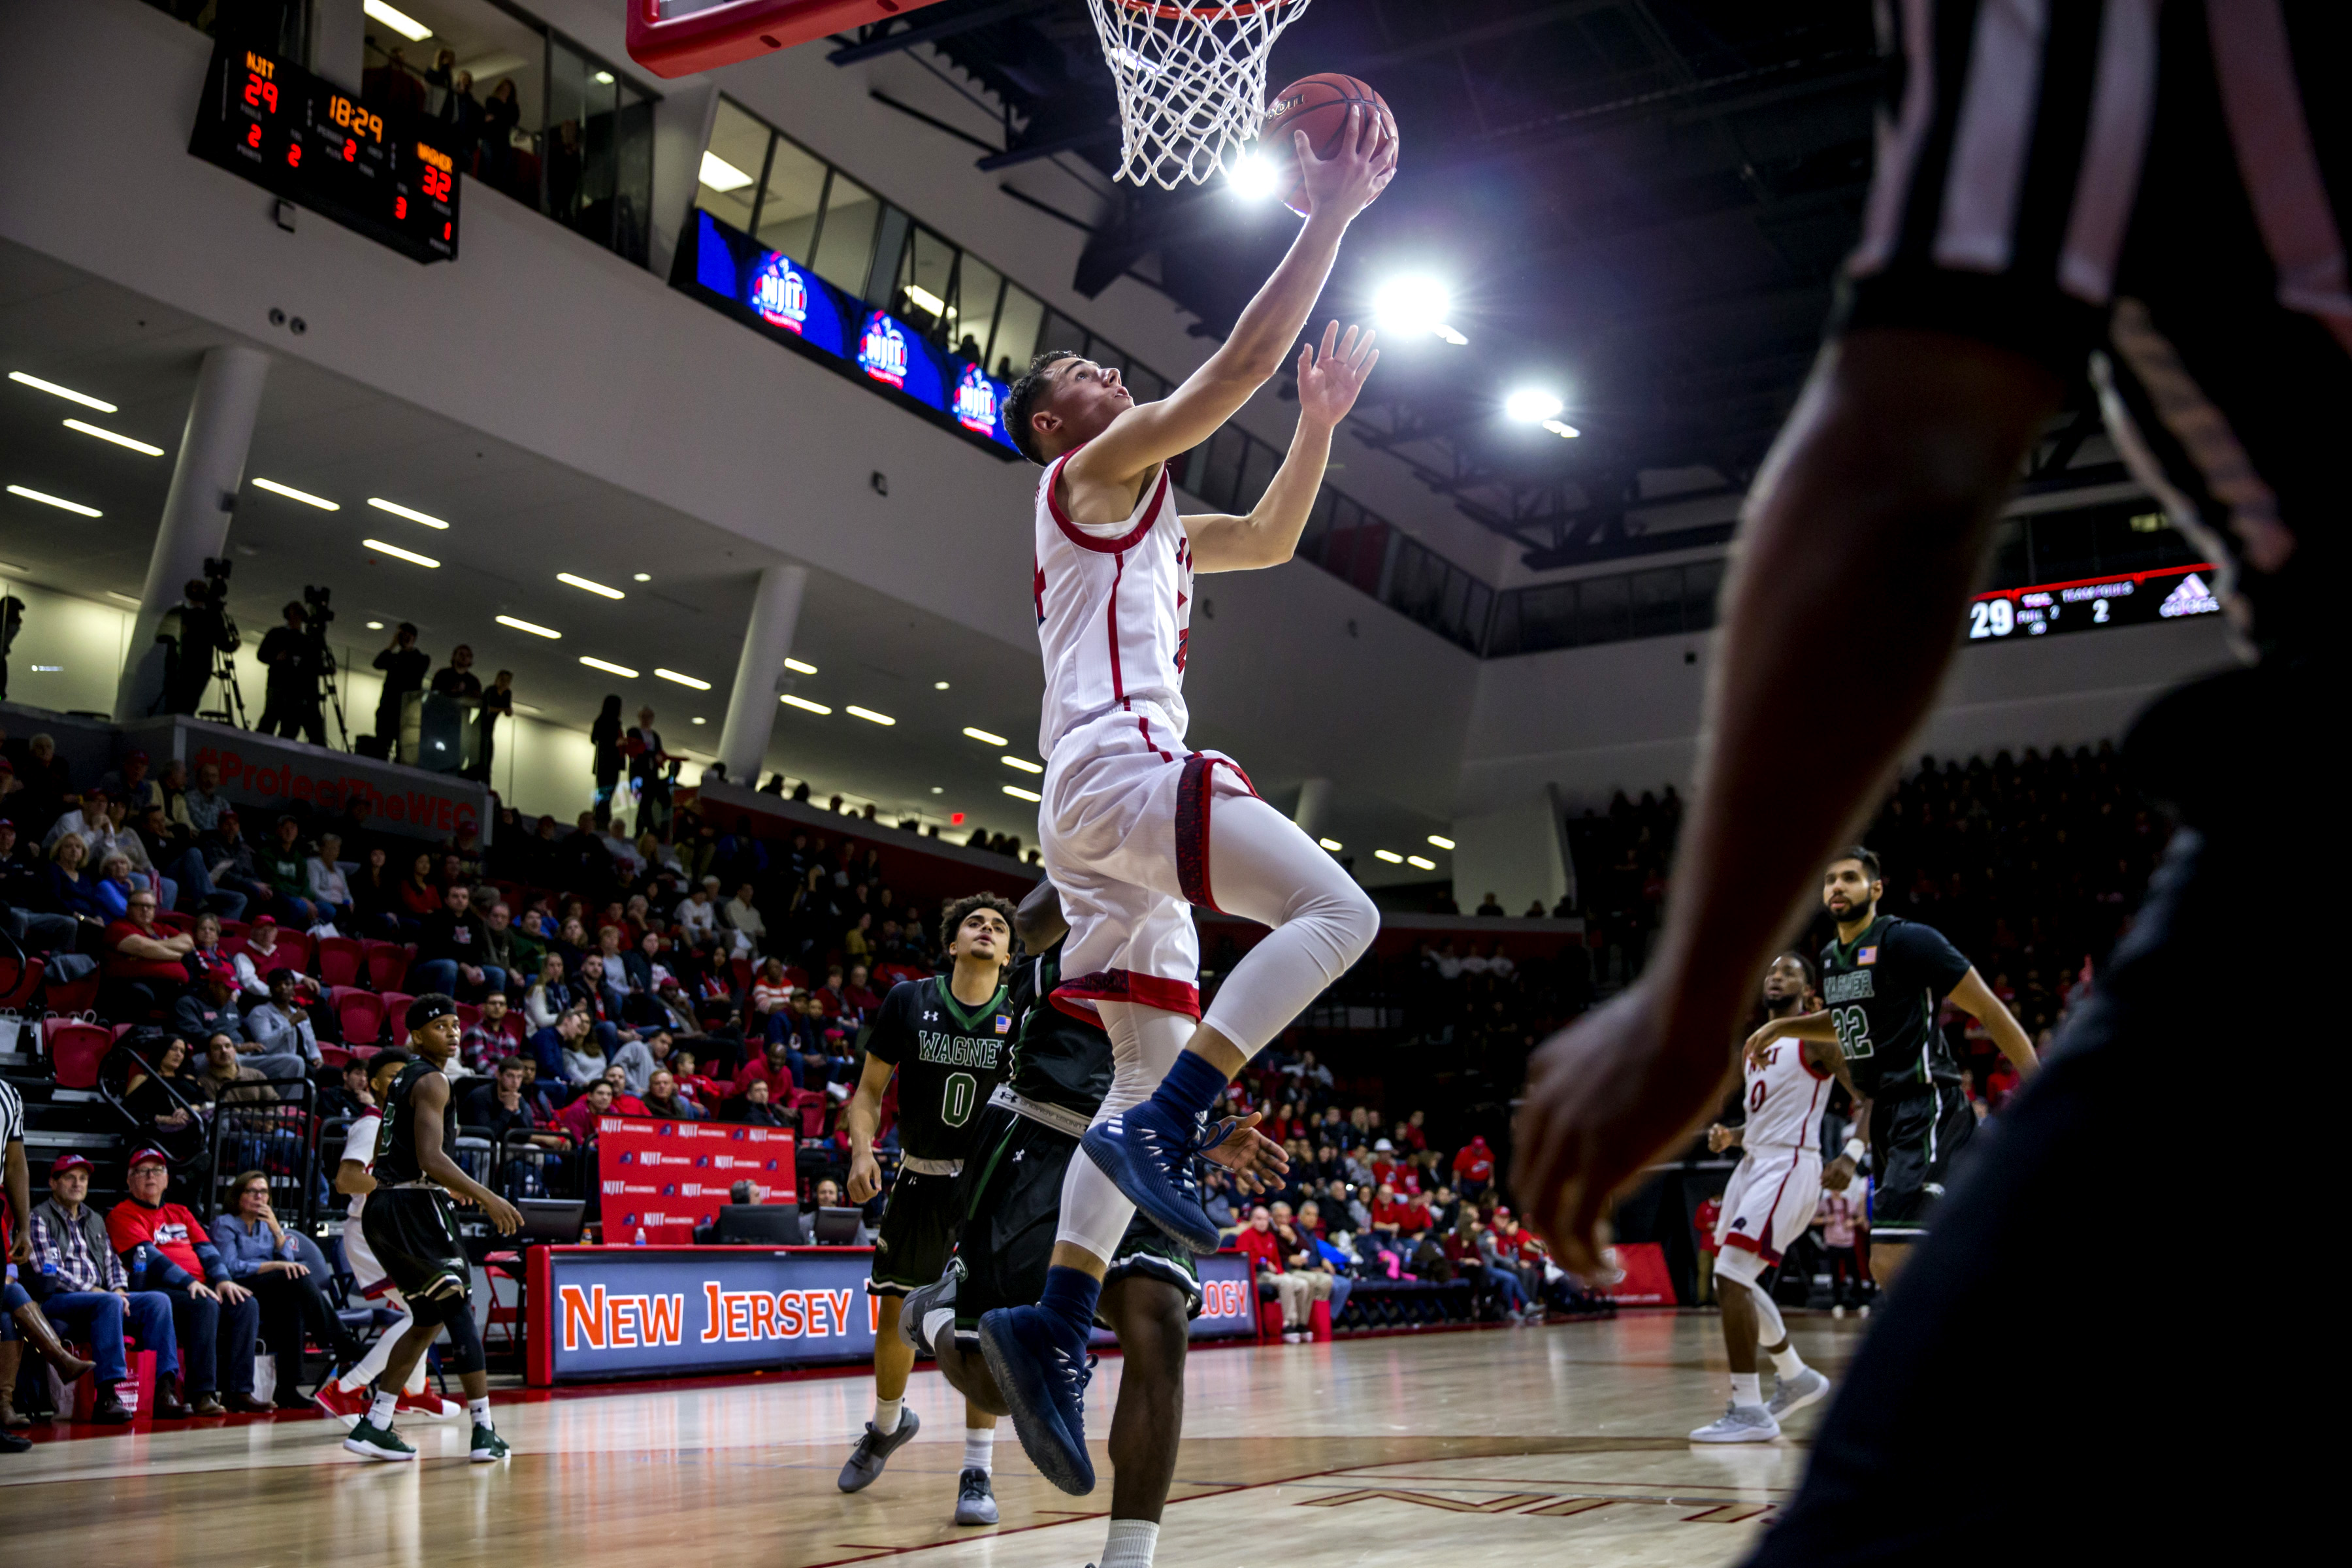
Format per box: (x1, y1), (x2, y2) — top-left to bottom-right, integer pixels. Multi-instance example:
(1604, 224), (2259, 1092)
(1690, 954), (1851, 1444)
(979, 106), (1393, 1492)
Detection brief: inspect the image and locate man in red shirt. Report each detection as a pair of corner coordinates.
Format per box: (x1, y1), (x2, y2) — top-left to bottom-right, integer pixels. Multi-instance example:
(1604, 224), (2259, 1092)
(1451, 1135), (1496, 1200)
(1231, 1205), (1326, 1343)
(101, 887), (192, 1008)
(106, 1147), (265, 1413)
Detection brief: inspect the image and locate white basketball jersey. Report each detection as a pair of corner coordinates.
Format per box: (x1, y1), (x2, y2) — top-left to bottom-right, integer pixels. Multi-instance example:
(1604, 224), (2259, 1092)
(1034, 451), (1194, 758)
(1740, 1039), (1832, 1154)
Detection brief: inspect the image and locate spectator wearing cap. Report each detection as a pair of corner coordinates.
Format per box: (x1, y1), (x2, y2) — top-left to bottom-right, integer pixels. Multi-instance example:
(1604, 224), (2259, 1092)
(171, 960), (250, 1052)
(107, 1147), (266, 1412)
(231, 915), (297, 1000)
(246, 970), (325, 1075)
(102, 884), (195, 1015)
(27, 1154), (188, 1422)
(1451, 1134), (1496, 1201)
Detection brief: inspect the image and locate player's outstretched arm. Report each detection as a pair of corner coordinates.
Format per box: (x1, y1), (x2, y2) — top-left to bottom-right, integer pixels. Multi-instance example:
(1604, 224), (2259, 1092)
(1186, 321), (1379, 571)
(1946, 967), (2040, 1077)
(1068, 110), (1394, 488)
(1511, 328), (2059, 1271)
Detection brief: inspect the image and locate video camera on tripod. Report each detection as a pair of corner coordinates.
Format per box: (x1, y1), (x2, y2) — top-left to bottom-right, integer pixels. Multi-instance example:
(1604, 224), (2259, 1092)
(159, 555), (245, 722)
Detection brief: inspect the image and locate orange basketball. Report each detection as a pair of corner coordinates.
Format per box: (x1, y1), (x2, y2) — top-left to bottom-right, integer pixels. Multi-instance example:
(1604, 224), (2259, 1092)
(1261, 73), (1397, 216)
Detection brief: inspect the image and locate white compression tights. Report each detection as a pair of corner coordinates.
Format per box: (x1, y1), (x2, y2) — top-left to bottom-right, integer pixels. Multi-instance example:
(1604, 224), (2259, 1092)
(1052, 796), (1379, 1266)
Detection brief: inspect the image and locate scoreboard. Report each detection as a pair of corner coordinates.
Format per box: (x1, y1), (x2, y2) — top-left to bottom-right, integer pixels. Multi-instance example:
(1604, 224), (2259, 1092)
(189, 41), (460, 264)
(1967, 563), (2223, 642)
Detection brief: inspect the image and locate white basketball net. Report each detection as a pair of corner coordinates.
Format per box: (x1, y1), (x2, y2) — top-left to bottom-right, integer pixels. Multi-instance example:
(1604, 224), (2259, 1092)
(1085, 0), (1312, 188)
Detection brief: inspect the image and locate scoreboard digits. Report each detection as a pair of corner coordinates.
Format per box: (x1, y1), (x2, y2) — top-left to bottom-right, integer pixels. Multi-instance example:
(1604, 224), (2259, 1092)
(191, 41), (459, 264)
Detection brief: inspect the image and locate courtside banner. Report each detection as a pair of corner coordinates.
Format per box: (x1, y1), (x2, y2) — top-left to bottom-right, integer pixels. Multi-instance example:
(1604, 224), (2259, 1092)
(596, 1117), (796, 1244)
(1177, 1252), (1258, 1344)
(527, 1245), (880, 1383)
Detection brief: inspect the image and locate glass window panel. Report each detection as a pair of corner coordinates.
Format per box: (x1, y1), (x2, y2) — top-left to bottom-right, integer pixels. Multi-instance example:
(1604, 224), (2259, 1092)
(1125, 364), (1169, 402)
(544, 40), (593, 225)
(1681, 559), (1725, 631)
(1527, 583), (1576, 652)
(753, 137), (828, 259)
(1200, 426), (1249, 510)
(1037, 310), (1088, 359)
(1578, 574), (1630, 645)
(991, 286), (1045, 379)
(1629, 567), (1685, 640)
(897, 225), (957, 342)
(955, 255), (1005, 366)
(1296, 487), (1338, 561)
(698, 101), (771, 232)
(1463, 582), (1493, 652)
(811, 172), (882, 295)
(609, 85), (653, 264)
(1489, 593), (1524, 656)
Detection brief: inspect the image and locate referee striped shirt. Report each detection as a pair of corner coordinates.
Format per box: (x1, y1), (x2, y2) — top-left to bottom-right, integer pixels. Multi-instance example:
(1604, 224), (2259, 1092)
(1838, 0), (2348, 654)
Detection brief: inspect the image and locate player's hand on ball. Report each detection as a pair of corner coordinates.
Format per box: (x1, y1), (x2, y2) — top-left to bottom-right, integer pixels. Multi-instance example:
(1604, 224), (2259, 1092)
(1295, 105), (1396, 220)
(486, 1194), (523, 1235)
(847, 1150), (882, 1205)
(1203, 1111), (1286, 1194)
(1512, 985), (1719, 1274)
(1296, 321), (1379, 428)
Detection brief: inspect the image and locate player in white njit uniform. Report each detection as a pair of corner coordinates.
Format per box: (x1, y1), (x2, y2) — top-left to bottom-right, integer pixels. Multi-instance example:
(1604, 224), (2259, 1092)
(1690, 953), (1858, 1443)
(975, 106), (1394, 1495)
(310, 1049), (461, 1428)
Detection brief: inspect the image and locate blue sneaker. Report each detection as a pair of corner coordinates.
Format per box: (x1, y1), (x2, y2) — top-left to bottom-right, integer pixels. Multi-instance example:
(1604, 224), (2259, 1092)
(1081, 1101), (1224, 1254)
(977, 1305), (1096, 1496)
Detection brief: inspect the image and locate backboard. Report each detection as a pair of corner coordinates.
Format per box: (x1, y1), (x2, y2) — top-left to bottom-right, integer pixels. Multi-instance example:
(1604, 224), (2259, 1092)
(625, 0), (955, 78)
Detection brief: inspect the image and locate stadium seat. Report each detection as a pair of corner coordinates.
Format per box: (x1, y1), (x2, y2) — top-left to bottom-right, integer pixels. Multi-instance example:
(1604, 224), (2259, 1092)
(332, 987), (386, 1047)
(220, 918), (248, 941)
(153, 910), (195, 934)
(362, 941), (408, 991)
(0, 954), (43, 1013)
(381, 992), (416, 1032)
(271, 929), (314, 974)
(316, 936), (366, 988)
(44, 973), (98, 1016)
(455, 1002), (481, 1033)
(319, 1044), (352, 1070)
(46, 1021), (112, 1090)
(729, 957), (752, 993)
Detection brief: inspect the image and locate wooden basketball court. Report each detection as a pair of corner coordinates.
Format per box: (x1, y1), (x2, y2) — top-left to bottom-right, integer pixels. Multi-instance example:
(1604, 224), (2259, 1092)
(0, 1312), (1848, 1565)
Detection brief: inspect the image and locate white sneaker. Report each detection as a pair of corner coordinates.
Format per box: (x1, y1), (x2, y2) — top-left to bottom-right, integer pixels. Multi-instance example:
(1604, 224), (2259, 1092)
(1767, 1367), (1831, 1420)
(1282, 1331), (1304, 1343)
(1831, 1304), (1846, 1318)
(1689, 1403), (1781, 1443)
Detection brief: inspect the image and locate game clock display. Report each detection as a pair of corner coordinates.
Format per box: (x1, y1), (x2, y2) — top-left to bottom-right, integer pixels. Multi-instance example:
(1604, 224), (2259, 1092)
(1967, 563), (2222, 642)
(189, 41), (460, 265)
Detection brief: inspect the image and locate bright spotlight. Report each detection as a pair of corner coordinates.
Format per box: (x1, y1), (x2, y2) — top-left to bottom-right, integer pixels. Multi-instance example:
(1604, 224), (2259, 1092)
(1374, 276), (1451, 337)
(1505, 388), (1565, 423)
(1228, 149), (1281, 201)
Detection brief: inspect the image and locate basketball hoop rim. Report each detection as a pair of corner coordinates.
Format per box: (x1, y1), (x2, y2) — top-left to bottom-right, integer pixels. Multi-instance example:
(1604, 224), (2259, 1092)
(1113, 0), (1296, 20)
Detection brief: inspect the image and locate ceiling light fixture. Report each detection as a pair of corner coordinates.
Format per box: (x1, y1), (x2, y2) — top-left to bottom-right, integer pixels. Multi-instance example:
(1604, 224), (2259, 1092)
(593, 69), (615, 85)
(1373, 276), (1463, 343)
(365, 620), (385, 630)
(1407, 855), (1436, 870)
(691, 716), (707, 725)
(904, 284), (948, 318)
(783, 657), (817, 675)
(361, 0), (433, 42)
(7, 484), (101, 517)
(1002, 785), (1042, 804)
(367, 497), (449, 529)
(962, 726), (1007, 746)
(930, 786), (943, 794)
(1504, 388), (1564, 423)
(1318, 838), (1343, 852)
(698, 151), (753, 192)
(1374, 849), (1404, 864)
(1000, 755), (1043, 774)
(253, 477), (339, 510)
(62, 419), (163, 456)
(363, 538), (440, 568)
(8, 372), (115, 412)
(1228, 148), (1281, 201)
(495, 613), (560, 639)
(632, 572), (651, 582)
(781, 694), (830, 715)
(1542, 417), (1580, 439)
(845, 705), (895, 727)
(1427, 834), (1456, 850)
(656, 668), (711, 691)
(580, 655), (638, 677)
(557, 572), (625, 599)
(934, 680), (950, 690)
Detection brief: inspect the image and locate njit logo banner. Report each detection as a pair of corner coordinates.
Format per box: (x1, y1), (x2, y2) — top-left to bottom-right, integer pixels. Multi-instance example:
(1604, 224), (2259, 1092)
(953, 363), (1000, 436)
(751, 253), (810, 333)
(598, 1117), (795, 1243)
(859, 312), (909, 388)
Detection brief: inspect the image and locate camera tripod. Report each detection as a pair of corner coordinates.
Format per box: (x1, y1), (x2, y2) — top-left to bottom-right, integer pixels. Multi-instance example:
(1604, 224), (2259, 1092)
(315, 634), (351, 750)
(199, 640), (248, 728)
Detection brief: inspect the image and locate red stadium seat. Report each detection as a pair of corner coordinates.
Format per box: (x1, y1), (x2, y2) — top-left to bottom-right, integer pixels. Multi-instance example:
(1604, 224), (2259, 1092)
(316, 936), (366, 988)
(44, 973), (98, 1016)
(319, 1045), (352, 1070)
(381, 992), (416, 1034)
(362, 941), (408, 991)
(332, 987), (386, 1047)
(0, 955), (42, 1013)
(455, 1002), (482, 1033)
(153, 911), (196, 935)
(270, 929), (314, 975)
(46, 1021), (112, 1090)
(729, 957), (753, 994)
(220, 919), (249, 941)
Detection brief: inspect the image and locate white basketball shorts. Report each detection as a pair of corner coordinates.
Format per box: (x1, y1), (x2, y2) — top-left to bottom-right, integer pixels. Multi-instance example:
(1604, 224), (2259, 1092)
(1040, 702), (1256, 1022)
(1714, 1145), (1823, 1282)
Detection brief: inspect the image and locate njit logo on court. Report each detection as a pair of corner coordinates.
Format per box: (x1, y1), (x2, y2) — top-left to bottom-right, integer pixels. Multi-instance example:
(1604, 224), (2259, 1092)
(751, 253), (810, 334)
(859, 312), (909, 388)
(954, 363), (1000, 435)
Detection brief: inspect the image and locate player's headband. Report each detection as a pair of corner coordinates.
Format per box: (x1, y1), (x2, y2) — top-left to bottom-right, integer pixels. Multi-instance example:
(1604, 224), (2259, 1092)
(405, 994), (459, 1032)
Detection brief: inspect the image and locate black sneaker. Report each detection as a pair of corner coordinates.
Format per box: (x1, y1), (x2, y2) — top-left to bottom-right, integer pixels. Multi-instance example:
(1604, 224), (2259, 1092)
(837, 1406), (921, 1492)
(899, 1267), (960, 1357)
